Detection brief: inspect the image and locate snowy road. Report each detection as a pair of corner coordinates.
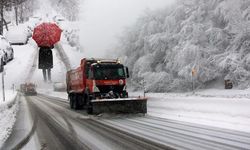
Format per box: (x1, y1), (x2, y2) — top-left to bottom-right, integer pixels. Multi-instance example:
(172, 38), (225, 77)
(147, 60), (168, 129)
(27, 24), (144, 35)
(1, 26), (250, 150)
(3, 94), (250, 150)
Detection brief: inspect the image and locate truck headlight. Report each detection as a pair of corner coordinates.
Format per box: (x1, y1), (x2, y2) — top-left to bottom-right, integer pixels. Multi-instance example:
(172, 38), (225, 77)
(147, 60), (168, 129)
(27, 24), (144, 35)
(119, 79), (124, 85)
(123, 85), (127, 91)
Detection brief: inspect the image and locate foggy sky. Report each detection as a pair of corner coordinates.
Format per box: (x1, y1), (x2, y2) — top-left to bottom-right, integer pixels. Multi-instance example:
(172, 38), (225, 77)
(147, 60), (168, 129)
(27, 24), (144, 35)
(79, 0), (176, 58)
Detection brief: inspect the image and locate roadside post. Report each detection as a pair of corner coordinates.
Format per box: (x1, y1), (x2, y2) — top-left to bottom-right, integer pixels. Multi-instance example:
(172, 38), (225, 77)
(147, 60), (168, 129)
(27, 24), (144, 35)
(1, 69), (5, 102)
(12, 84), (15, 93)
(191, 68), (196, 94)
(142, 79), (147, 97)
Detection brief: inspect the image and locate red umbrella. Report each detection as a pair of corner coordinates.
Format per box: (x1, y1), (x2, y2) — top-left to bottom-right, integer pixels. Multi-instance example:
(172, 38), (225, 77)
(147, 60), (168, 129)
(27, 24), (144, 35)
(32, 22), (62, 47)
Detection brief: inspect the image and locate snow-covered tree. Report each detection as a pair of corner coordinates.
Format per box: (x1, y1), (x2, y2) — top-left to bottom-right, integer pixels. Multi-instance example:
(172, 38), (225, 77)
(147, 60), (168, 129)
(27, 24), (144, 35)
(115, 0), (250, 92)
(49, 0), (80, 21)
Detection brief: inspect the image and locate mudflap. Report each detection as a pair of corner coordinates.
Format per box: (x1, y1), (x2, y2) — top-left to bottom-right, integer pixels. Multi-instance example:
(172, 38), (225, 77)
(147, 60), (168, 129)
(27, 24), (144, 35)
(91, 98), (147, 114)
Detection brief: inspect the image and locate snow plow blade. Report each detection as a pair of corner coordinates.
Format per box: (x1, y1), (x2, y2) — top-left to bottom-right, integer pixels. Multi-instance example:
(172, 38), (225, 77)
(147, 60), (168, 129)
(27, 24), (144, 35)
(91, 97), (147, 114)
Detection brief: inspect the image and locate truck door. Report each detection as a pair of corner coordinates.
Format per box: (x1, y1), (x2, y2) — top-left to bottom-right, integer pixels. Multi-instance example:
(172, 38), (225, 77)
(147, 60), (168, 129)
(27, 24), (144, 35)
(86, 65), (94, 93)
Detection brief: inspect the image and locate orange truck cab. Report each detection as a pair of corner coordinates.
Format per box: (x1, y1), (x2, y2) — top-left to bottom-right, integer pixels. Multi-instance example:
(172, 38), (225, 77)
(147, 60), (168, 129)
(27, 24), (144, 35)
(66, 58), (147, 114)
(67, 58), (129, 98)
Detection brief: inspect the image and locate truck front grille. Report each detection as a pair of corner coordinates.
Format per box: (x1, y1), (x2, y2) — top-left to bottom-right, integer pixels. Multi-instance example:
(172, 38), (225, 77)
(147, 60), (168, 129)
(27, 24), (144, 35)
(97, 85), (124, 93)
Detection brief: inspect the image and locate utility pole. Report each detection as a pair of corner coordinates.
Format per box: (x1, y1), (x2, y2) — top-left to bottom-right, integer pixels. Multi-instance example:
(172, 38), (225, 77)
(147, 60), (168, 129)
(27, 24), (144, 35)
(14, 6), (18, 25)
(12, 84), (15, 93)
(191, 68), (196, 94)
(2, 69), (5, 102)
(0, 1), (4, 35)
(142, 79), (146, 97)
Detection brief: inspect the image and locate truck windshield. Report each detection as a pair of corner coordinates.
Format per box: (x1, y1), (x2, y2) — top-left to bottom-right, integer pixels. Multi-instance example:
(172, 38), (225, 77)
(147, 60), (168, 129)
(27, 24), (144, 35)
(93, 65), (125, 80)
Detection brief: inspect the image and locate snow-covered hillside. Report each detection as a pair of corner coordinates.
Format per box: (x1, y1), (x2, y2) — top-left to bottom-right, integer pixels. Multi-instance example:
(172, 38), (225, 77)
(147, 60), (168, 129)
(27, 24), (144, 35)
(116, 0), (250, 92)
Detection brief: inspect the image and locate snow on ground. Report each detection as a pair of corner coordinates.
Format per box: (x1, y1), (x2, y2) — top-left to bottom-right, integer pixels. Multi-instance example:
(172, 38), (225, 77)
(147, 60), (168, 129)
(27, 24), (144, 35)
(0, 18), (74, 148)
(194, 88), (250, 98)
(0, 5), (83, 148)
(0, 91), (18, 147)
(38, 87), (250, 133)
(37, 89), (68, 100)
(0, 40), (37, 148)
(130, 89), (250, 133)
(4, 40), (38, 89)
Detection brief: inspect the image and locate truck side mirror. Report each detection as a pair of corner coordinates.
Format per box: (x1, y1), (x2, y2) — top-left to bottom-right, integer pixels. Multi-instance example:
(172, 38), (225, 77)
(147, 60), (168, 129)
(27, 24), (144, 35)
(126, 67), (129, 78)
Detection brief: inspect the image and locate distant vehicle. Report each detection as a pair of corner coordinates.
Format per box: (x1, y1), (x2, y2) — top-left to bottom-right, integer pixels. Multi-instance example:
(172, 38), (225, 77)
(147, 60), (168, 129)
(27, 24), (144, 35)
(66, 58), (147, 114)
(20, 83), (37, 96)
(0, 35), (14, 64)
(53, 82), (67, 91)
(5, 26), (29, 45)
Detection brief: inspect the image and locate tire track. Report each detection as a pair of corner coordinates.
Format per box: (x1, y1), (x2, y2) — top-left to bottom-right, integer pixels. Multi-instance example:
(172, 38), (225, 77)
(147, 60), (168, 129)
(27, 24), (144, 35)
(11, 114), (38, 150)
(26, 96), (90, 150)
(35, 94), (250, 150)
(35, 95), (174, 150)
(5, 39), (72, 149)
(101, 118), (250, 150)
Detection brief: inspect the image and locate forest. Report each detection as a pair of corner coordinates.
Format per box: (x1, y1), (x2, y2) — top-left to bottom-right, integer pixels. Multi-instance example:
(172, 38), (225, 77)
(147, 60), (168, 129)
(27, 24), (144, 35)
(116, 0), (250, 92)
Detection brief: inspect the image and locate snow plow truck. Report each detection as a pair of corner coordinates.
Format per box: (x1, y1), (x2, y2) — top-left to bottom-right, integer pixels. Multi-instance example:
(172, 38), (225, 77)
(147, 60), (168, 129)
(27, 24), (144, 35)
(66, 58), (147, 114)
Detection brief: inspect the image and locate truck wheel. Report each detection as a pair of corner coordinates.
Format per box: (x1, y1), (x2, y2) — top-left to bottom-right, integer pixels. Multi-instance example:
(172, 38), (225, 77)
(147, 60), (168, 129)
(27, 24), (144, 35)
(73, 95), (78, 110)
(70, 97), (74, 109)
(74, 94), (83, 110)
(77, 94), (84, 109)
(73, 100), (77, 110)
(85, 93), (92, 114)
(87, 105), (93, 114)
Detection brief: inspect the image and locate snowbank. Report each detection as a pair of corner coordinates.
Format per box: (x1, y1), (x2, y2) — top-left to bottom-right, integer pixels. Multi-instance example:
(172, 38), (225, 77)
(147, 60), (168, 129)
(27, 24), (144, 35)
(0, 91), (18, 147)
(194, 88), (250, 99)
(130, 89), (250, 133)
(0, 40), (36, 148)
(0, 91), (17, 108)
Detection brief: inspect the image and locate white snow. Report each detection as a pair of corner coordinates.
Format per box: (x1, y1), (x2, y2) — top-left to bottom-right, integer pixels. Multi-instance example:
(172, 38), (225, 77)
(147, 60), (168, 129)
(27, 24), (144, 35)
(37, 89), (68, 100)
(116, 0), (250, 91)
(130, 89), (250, 133)
(0, 91), (18, 147)
(0, 39), (37, 148)
(4, 40), (38, 89)
(37, 86), (250, 133)
(5, 26), (29, 44)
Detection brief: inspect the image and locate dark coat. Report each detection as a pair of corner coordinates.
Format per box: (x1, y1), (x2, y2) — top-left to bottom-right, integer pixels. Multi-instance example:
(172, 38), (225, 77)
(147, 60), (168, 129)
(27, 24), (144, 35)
(38, 47), (53, 69)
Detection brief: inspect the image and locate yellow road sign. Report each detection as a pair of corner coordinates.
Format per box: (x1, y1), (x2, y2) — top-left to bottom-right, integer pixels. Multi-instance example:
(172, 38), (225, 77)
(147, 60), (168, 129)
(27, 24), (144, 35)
(192, 68), (196, 76)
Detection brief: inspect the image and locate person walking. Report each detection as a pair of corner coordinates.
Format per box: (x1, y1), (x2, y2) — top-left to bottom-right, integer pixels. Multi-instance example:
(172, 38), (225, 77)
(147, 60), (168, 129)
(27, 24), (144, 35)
(38, 46), (53, 82)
